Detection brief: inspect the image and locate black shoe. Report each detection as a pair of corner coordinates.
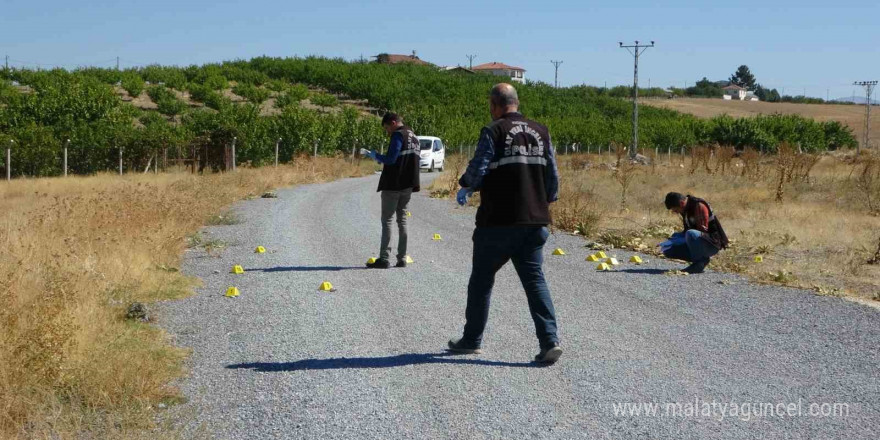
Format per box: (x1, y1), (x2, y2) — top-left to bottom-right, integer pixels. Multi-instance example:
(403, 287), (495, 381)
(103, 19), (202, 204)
(535, 343), (563, 364)
(683, 259), (709, 274)
(447, 338), (482, 354)
(395, 260), (406, 268)
(366, 259), (390, 269)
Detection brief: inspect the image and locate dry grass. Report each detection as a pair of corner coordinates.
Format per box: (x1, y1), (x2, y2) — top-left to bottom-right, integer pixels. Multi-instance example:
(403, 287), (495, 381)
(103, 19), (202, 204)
(0, 157), (375, 439)
(643, 98), (880, 149)
(433, 152), (880, 300)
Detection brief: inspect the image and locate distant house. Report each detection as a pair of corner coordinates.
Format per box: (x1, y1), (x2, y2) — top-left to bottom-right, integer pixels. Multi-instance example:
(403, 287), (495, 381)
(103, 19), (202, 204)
(722, 84), (748, 101)
(440, 66), (475, 74)
(374, 51), (432, 66)
(471, 62), (526, 83)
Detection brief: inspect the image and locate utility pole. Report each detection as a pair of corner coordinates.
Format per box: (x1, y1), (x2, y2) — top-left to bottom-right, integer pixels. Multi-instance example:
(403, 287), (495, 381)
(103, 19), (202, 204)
(619, 40), (654, 159)
(231, 137), (237, 171)
(6, 140), (12, 181)
(854, 81), (877, 152)
(466, 54), (477, 70)
(550, 60), (563, 88)
(4, 55), (8, 70)
(116, 56), (120, 70)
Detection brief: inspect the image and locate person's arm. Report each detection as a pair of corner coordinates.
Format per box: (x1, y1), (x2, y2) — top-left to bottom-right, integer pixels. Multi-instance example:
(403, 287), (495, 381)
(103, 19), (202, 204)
(458, 128), (494, 190)
(693, 203), (710, 232)
(375, 132), (402, 164)
(545, 137), (559, 203)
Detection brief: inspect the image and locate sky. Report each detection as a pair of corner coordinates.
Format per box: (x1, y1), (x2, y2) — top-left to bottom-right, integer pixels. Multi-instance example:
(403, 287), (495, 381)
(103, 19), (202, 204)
(2, 0), (878, 100)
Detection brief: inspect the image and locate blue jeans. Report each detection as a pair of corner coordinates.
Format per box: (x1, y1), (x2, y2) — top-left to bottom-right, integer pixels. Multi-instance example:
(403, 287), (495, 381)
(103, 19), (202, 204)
(462, 226), (559, 349)
(663, 230), (720, 263)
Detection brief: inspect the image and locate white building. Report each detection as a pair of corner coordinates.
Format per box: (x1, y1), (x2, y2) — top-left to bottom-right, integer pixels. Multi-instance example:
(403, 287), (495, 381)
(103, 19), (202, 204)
(722, 84), (748, 100)
(471, 62), (526, 83)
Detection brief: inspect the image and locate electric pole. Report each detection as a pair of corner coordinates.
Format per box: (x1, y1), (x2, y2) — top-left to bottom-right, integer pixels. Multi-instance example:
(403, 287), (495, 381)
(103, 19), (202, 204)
(551, 60), (563, 88)
(4, 55), (7, 70)
(116, 56), (120, 70)
(854, 80), (877, 152)
(619, 40), (654, 159)
(466, 54), (477, 70)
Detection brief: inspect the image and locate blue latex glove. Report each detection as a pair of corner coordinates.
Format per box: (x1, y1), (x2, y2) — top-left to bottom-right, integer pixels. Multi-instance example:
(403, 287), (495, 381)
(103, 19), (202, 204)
(365, 150), (378, 161)
(456, 187), (474, 206)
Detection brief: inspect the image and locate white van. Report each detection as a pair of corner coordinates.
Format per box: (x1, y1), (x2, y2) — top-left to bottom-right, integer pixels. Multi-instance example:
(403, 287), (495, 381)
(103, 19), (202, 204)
(417, 136), (445, 172)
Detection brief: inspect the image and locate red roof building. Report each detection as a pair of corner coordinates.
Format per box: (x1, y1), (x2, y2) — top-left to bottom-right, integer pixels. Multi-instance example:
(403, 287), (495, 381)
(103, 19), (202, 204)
(471, 62), (526, 83)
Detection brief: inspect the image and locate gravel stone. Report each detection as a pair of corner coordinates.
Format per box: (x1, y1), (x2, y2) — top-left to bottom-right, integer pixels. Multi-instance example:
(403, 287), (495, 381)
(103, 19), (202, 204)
(157, 173), (880, 439)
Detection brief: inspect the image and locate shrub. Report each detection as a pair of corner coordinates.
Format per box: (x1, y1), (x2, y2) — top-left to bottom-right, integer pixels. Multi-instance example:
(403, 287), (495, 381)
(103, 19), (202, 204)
(147, 85), (186, 116)
(203, 75), (228, 91)
(120, 73), (145, 97)
(232, 83), (271, 104)
(309, 92), (338, 107)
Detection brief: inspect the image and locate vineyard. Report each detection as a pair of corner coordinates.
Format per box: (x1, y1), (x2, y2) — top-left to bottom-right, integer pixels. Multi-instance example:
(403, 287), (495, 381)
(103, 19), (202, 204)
(0, 57), (860, 177)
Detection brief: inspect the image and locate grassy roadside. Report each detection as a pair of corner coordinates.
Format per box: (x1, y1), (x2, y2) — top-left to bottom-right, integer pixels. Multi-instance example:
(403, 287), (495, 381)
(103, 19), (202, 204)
(0, 157), (375, 439)
(431, 151), (880, 301)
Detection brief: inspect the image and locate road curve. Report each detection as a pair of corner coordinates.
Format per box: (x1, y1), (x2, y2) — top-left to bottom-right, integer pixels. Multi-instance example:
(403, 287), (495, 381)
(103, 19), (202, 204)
(159, 172), (879, 440)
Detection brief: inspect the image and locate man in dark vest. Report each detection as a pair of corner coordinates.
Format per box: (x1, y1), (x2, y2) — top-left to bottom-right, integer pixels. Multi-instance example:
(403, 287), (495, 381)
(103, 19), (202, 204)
(363, 112), (421, 269)
(662, 192), (729, 274)
(447, 83), (562, 364)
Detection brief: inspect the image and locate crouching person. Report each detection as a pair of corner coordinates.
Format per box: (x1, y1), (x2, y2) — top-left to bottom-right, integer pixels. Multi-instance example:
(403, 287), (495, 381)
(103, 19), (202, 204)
(662, 192), (729, 274)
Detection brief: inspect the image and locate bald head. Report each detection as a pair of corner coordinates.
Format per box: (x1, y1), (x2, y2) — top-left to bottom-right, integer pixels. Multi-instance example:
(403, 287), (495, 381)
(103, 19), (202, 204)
(490, 83), (519, 108)
(489, 83), (519, 120)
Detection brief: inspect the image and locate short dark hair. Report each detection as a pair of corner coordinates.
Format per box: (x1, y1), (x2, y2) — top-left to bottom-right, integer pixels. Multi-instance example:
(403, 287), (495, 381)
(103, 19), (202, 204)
(664, 192), (685, 209)
(381, 112), (401, 126)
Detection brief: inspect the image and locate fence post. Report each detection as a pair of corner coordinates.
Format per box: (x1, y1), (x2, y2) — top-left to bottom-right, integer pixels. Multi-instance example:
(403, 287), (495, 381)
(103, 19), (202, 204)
(64, 139), (69, 177)
(313, 139), (318, 158)
(231, 137), (237, 171)
(276, 138), (282, 167)
(350, 138), (356, 163)
(668, 146), (671, 162)
(6, 140), (12, 182)
(118, 146), (123, 175)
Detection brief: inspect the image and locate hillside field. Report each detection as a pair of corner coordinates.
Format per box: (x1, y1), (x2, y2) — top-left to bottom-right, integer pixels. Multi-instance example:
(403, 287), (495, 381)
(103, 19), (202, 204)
(644, 98), (879, 149)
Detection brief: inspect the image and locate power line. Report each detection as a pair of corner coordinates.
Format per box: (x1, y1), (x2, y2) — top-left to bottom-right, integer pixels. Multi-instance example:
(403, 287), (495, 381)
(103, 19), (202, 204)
(619, 40), (654, 159)
(466, 54), (477, 70)
(550, 60), (563, 88)
(853, 80), (877, 153)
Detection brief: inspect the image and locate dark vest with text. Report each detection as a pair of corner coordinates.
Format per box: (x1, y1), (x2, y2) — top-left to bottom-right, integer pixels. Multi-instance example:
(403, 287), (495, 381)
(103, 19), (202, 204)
(377, 125), (420, 192)
(476, 113), (552, 227)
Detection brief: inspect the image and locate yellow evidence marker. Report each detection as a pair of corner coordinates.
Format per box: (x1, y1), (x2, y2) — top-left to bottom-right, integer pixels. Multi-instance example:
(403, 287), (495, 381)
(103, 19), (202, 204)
(596, 251), (608, 259)
(433, 233), (442, 241)
(606, 258), (620, 266)
(225, 287), (240, 297)
(366, 257), (377, 265)
(255, 246), (266, 254)
(318, 281), (336, 292)
(552, 248), (566, 256)
(629, 255), (644, 264)
(405, 255), (414, 264)
(754, 255), (764, 263)
(586, 254), (601, 262)
(231, 265), (245, 274)
(596, 263), (612, 271)
(406, 211), (412, 217)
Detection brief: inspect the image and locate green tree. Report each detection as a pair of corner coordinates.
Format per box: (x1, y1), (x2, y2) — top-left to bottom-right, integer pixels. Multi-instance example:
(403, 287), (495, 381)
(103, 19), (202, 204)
(729, 65), (757, 90)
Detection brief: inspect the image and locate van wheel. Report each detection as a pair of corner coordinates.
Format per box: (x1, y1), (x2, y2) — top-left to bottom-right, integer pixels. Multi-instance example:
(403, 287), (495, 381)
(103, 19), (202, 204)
(429, 161), (435, 173)
(439, 162), (444, 172)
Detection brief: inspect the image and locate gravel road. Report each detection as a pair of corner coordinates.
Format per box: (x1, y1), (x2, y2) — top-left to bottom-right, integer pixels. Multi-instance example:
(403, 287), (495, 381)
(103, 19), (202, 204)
(158, 172), (879, 439)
